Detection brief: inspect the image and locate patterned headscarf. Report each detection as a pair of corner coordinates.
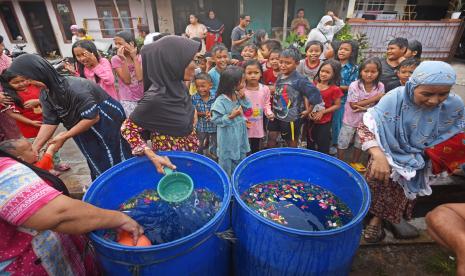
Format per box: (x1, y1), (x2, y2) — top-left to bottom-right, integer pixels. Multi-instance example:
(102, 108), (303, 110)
(365, 61), (465, 198)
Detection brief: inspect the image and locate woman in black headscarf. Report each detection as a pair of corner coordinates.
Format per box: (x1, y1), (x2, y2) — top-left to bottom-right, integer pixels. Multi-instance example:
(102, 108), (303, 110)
(204, 10), (224, 52)
(8, 54), (132, 180)
(121, 35), (200, 173)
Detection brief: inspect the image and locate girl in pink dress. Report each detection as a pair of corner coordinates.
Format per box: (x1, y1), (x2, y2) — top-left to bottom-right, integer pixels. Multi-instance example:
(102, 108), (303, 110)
(243, 60), (274, 153)
(66, 40), (118, 100)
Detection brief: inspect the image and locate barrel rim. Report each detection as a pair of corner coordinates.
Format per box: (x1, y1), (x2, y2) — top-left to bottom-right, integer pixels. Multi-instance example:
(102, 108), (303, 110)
(232, 148), (371, 237)
(83, 151), (231, 251)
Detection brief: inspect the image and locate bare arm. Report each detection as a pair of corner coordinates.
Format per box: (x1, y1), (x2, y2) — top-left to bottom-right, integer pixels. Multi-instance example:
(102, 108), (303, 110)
(6, 110), (41, 127)
(22, 195), (143, 244)
(133, 56), (143, 82)
(353, 94), (384, 108)
(322, 97), (341, 114)
(33, 124), (59, 153)
(232, 34), (252, 47)
(49, 116), (100, 151)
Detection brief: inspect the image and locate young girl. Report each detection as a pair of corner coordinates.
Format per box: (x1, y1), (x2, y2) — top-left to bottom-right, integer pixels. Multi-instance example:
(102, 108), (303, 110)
(1, 72), (43, 138)
(405, 39), (422, 59)
(297, 40), (323, 81)
(211, 65), (252, 176)
(66, 40), (118, 100)
(0, 71), (69, 173)
(332, 40), (359, 154)
(307, 59), (343, 154)
(337, 57), (384, 172)
(111, 31), (143, 115)
(243, 60), (274, 153)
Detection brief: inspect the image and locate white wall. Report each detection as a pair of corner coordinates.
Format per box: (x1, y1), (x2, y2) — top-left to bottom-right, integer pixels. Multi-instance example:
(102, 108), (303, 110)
(155, 0), (174, 33)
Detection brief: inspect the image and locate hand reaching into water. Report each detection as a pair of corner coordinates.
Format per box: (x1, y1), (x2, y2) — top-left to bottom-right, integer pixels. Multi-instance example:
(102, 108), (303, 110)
(115, 212), (144, 246)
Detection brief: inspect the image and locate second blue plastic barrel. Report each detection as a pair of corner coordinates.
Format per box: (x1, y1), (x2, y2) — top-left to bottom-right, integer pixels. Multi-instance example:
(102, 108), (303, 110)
(232, 148), (371, 276)
(83, 152), (231, 276)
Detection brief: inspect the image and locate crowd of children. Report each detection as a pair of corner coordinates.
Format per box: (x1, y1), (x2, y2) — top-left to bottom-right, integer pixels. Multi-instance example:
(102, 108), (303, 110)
(0, 18), (427, 178)
(186, 34), (423, 176)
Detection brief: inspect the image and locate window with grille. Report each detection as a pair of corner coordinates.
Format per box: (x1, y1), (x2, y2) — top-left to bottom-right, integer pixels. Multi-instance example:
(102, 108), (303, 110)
(94, 0), (132, 38)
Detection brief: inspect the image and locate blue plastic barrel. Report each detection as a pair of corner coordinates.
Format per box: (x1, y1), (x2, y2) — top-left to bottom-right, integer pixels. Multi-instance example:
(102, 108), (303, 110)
(232, 148), (370, 276)
(83, 152), (231, 276)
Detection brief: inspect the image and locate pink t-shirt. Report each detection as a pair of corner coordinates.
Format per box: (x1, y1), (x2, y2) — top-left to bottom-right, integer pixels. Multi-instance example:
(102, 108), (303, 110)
(343, 80), (385, 127)
(111, 55), (143, 101)
(245, 84), (273, 138)
(83, 58), (118, 100)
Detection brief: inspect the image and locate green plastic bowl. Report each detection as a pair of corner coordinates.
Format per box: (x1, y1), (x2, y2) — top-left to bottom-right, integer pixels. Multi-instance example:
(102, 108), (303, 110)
(157, 167), (194, 203)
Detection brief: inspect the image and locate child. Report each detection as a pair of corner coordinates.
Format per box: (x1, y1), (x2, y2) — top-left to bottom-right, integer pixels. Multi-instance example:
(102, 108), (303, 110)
(243, 60), (274, 153)
(297, 40), (323, 81)
(332, 40), (359, 154)
(307, 59), (343, 154)
(405, 39), (422, 60)
(1, 71), (69, 173)
(0, 139), (57, 171)
(1, 71), (43, 139)
(111, 31), (143, 115)
(262, 49), (281, 95)
(241, 44), (259, 62)
(260, 39), (282, 70)
(397, 58), (421, 86)
(267, 47), (322, 148)
(76, 28), (93, 41)
(337, 57), (385, 171)
(211, 65), (252, 176)
(209, 43), (230, 97)
(66, 40), (118, 100)
(192, 73), (217, 157)
(380, 37), (408, 92)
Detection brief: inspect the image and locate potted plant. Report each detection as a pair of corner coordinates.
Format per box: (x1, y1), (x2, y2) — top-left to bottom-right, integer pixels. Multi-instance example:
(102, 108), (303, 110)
(451, 0), (463, 19)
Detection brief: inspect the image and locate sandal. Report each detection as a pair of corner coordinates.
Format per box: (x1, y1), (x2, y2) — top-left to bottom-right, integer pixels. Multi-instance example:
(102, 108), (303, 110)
(55, 163), (71, 172)
(364, 224), (386, 243)
(350, 162), (367, 172)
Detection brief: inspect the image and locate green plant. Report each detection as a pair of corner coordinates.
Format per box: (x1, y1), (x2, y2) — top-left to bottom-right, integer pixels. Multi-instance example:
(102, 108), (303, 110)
(282, 31), (307, 56)
(335, 24), (369, 63)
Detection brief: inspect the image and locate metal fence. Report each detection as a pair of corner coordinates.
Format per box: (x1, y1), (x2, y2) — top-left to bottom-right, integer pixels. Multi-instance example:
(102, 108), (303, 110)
(348, 18), (465, 60)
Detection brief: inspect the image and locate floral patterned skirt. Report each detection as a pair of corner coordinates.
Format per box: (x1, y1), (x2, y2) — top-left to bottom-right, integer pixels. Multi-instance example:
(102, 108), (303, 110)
(366, 159), (415, 224)
(151, 131), (199, 152)
(121, 118), (199, 154)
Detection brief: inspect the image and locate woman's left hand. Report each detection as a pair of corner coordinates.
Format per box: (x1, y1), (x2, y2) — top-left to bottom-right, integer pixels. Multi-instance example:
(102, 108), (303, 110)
(23, 99), (41, 109)
(49, 132), (69, 151)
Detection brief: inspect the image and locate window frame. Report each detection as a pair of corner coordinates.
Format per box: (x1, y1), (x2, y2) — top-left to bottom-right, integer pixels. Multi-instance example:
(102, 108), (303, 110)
(0, 1), (27, 43)
(51, 0), (77, 43)
(94, 0), (133, 38)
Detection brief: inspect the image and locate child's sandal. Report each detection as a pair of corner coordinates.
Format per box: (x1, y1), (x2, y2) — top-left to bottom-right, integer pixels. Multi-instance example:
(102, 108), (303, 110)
(350, 162), (367, 172)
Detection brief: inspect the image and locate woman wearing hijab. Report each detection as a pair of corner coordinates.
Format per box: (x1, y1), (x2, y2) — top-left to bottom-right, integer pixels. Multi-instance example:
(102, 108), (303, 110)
(0, 149), (143, 275)
(359, 61), (465, 243)
(205, 10), (225, 52)
(121, 36), (200, 173)
(306, 11), (345, 59)
(8, 54), (132, 180)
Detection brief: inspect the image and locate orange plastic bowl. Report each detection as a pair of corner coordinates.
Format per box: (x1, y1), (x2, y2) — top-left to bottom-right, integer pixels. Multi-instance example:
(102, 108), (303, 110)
(117, 231), (152, 247)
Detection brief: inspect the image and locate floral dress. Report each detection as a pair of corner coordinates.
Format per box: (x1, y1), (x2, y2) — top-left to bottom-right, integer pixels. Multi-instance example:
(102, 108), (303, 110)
(121, 119), (199, 154)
